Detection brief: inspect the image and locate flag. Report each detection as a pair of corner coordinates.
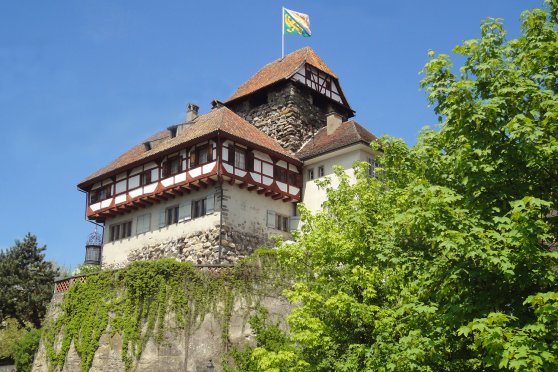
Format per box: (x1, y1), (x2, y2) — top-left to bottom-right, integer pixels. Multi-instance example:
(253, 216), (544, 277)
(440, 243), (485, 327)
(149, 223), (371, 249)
(284, 8), (311, 37)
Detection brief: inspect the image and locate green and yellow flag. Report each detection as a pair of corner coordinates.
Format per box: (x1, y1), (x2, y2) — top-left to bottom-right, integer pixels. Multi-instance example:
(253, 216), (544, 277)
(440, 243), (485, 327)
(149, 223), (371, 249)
(283, 8), (311, 37)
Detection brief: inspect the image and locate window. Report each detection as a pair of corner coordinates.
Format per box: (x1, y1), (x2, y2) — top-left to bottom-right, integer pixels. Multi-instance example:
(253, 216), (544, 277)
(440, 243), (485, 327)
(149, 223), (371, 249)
(109, 221), (132, 242)
(136, 213), (151, 234)
(166, 205), (179, 225)
(368, 157), (377, 178)
(266, 210), (289, 232)
(275, 166), (288, 183)
(318, 166), (325, 177)
(90, 184), (112, 204)
(162, 156), (181, 178)
(192, 198), (206, 218)
(307, 168), (314, 180)
(226, 145), (247, 170)
(140, 170), (152, 185)
(191, 144), (213, 167)
(234, 148), (246, 169)
(288, 172), (300, 186)
(278, 215), (289, 232)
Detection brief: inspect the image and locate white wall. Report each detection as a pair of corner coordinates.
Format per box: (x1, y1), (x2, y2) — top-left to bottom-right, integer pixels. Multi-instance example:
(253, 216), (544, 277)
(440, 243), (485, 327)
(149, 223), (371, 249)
(223, 184), (294, 241)
(102, 186), (220, 268)
(301, 144), (376, 213)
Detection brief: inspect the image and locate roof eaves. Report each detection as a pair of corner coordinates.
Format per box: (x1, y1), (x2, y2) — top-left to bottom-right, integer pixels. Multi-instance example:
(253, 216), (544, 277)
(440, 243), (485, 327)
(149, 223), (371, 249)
(298, 140), (373, 161)
(77, 130), (220, 190)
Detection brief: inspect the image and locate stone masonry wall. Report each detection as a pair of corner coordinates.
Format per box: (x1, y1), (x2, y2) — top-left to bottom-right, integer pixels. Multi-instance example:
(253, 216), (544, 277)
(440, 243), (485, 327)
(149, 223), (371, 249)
(125, 225), (268, 266)
(229, 82), (327, 153)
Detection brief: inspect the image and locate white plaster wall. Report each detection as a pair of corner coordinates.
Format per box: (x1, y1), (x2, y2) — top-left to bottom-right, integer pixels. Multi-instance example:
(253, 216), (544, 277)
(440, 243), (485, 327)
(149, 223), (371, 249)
(223, 184), (294, 241)
(102, 186), (220, 268)
(302, 145), (375, 214)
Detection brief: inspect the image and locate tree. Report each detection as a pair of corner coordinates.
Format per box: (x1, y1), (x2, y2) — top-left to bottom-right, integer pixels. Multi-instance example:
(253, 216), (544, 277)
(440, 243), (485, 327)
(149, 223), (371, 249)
(0, 234), (58, 328)
(240, 1), (558, 370)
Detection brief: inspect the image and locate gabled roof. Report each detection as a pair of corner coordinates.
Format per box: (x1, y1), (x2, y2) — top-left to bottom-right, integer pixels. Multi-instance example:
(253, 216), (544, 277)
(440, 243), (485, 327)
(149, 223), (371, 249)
(225, 46), (338, 104)
(78, 107), (297, 189)
(296, 121), (378, 160)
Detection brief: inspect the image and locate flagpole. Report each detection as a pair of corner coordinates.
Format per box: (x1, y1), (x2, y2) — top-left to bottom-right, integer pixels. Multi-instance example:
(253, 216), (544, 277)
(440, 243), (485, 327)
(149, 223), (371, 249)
(282, 6), (285, 58)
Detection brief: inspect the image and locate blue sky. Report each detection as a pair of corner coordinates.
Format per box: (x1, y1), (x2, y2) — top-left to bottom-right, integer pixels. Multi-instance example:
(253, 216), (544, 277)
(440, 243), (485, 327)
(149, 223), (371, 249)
(0, 0), (543, 269)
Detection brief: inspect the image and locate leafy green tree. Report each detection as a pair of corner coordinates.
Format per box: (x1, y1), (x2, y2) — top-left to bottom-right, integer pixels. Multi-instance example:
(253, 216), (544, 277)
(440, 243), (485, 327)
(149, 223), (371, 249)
(13, 327), (41, 372)
(0, 318), (25, 360)
(0, 234), (58, 328)
(240, 1), (558, 370)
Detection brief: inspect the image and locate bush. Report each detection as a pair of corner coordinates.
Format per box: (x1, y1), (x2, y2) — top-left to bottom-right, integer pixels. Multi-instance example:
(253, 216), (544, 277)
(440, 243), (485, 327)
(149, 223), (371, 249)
(13, 328), (41, 372)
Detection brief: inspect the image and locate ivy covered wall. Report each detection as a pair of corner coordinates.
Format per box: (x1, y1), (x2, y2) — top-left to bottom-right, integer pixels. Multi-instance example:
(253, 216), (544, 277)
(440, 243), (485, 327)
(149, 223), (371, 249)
(32, 256), (291, 372)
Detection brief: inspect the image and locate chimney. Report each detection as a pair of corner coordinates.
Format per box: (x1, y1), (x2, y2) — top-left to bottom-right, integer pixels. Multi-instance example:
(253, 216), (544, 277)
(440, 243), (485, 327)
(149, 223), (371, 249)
(211, 99), (224, 110)
(186, 103), (199, 122)
(326, 112), (343, 135)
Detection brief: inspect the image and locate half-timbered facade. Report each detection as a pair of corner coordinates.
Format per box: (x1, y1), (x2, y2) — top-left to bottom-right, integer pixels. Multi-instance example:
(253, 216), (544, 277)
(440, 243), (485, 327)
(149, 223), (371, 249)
(78, 46), (379, 268)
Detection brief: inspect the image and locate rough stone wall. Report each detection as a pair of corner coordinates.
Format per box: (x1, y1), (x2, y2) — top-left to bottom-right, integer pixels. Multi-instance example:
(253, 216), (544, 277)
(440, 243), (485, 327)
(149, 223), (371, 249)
(124, 225), (268, 266)
(228, 82), (327, 153)
(32, 293), (292, 372)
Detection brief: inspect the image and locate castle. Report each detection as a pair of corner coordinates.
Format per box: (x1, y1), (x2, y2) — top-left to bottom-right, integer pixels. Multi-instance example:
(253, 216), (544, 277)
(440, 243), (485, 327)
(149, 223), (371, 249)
(77, 47), (379, 269)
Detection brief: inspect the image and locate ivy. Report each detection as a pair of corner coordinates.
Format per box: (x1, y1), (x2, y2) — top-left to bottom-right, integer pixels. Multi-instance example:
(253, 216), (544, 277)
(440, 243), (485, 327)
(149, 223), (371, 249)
(41, 253), (292, 372)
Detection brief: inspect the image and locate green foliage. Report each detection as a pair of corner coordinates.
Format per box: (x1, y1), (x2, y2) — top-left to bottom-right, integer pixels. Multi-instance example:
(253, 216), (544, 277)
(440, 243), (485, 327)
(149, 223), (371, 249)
(73, 264), (101, 276)
(42, 255), (292, 372)
(225, 307), (308, 372)
(0, 233), (58, 328)
(237, 1), (558, 370)
(13, 327), (41, 372)
(0, 318), (25, 359)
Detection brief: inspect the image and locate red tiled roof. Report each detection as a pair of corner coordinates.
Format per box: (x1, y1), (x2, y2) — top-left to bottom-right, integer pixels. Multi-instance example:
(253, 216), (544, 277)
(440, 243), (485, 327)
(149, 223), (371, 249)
(225, 46), (338, 103)
(296, 121), (378, 160)
(78, 107), (298, 189)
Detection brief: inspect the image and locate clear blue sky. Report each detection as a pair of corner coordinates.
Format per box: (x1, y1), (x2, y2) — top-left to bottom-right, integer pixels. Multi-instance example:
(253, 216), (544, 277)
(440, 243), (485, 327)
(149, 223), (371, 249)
(0, 0), (543, 269)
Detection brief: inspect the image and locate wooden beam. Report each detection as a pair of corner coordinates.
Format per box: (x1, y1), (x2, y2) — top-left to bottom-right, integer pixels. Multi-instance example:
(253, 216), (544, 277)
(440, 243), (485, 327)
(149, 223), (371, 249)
(257, 188), (266, 195)
(238, 182), (247, 189)
(272, 193), (283, 200)
(247, 185), (257, 191)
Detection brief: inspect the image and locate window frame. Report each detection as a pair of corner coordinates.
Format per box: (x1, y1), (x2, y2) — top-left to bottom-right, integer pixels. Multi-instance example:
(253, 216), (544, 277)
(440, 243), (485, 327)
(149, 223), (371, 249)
(162, 156), (181, 178)
(165, 205), (179, 226)
(109, 220), (132, 242)
(192, 198), (207, 219)
(307, 168), (314, 180)
(318, 165), (325, 178)
(90, 184), (113, 204)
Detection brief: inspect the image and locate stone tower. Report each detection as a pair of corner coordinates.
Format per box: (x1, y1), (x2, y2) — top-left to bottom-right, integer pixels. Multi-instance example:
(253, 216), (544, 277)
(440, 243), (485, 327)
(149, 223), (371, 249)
(224, 47), (354, 153)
